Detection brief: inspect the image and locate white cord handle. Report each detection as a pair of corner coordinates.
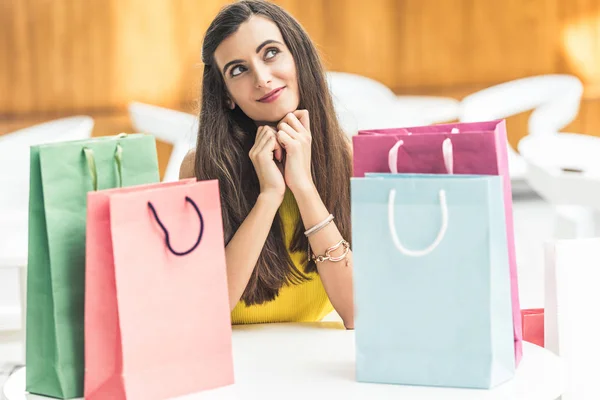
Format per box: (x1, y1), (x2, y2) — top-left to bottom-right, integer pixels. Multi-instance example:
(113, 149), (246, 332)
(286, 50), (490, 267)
(388, 140), (404, 174)
(388, 189), (449, 257)
(442, 138), (453, 175)
(388, 137), (454, 174)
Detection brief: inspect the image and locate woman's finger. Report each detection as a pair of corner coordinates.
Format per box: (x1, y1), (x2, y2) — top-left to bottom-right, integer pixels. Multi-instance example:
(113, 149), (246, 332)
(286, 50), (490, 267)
(277, 122), (299, 139)
(259, 128), (283, 160)
(281, 113), (304, 133)
(292, 110), (310, 133)
(259, 134), (277, 154)
(254, 126), (273, 154)
(263, 127), (283, 161)
(276, 130), (297, 152)
(254, 126), (267, 145)
(271, 132), (283, 162)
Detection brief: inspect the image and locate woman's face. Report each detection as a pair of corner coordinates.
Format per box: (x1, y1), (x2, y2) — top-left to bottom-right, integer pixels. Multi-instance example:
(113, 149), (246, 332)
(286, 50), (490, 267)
(214, 16), (300, 124)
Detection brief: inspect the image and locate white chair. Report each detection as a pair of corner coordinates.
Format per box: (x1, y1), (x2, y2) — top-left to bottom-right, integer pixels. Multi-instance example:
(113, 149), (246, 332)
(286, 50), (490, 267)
(0, 116), (94, 212)
(519, 133), (600, 239)
(128, 102), (198, 182)
(0, 116), (93, 363)
(326, 71), (461, 136)
(459, 74), (584, 193)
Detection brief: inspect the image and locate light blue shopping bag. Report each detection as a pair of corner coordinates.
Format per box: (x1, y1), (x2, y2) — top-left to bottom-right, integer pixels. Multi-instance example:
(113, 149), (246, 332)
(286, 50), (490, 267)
(351, 173), (515, 389)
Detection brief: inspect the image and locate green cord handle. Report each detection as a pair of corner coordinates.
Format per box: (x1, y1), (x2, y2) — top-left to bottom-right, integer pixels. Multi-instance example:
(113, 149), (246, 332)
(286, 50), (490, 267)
(114, 143), (123, 188)
(83, 143), (124, 191)
(83, 147), (98, 191)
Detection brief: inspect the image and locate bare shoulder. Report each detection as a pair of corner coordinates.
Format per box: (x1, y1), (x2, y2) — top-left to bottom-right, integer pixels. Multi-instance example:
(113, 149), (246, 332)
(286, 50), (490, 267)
(179, 149), (197, 179)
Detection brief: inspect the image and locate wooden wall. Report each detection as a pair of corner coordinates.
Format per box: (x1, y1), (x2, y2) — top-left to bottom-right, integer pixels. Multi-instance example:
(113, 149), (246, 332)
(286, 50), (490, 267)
(2, 0), (600, 174)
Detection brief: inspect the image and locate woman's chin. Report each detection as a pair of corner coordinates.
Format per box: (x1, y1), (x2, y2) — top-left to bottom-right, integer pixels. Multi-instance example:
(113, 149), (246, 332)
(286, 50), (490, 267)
(249, 100), (300, 125)
(254, 112), (293, 126)
(269, 105), (299, 122)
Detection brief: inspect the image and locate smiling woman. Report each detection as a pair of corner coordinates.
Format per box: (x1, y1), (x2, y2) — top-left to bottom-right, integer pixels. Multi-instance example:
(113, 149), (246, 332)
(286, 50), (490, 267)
(215, 17), (300, 124)
(179, 0), (355, 328)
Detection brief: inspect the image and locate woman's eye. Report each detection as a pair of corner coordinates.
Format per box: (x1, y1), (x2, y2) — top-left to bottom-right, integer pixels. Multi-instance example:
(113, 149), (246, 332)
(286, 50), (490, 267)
(265, 48), (279, 60)
(231, 65), (246, 77)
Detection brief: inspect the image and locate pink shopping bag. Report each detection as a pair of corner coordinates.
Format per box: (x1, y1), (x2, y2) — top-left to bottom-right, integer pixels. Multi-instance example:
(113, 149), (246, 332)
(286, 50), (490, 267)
(84, 179), (234, 400)
(352, 120), (523, 365)
(521, 308), (544, 347)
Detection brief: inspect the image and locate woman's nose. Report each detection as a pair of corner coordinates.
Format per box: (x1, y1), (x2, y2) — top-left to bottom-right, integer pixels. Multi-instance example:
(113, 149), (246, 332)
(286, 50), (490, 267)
(253, 64), (273, 88)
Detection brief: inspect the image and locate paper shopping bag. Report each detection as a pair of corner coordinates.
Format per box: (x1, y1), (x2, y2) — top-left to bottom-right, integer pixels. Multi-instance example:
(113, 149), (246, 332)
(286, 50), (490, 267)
(521, 309), (544, 347)
(352, 119), (522, 365)
(26, 134), (159, 399)
(352, 173), (515, 389)
(545, 238), (600, 400)
(84, 179), (234, 400)
(352, 120), (508, 177)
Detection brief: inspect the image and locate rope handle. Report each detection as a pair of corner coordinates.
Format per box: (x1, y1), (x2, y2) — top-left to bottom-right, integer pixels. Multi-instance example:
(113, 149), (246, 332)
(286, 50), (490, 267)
(83, 143), (124, 191)
(387, 132), (457, 175)
(148, 196), (204, 256)
(388, 189), (448, 257)
(385, 128), (457, 256)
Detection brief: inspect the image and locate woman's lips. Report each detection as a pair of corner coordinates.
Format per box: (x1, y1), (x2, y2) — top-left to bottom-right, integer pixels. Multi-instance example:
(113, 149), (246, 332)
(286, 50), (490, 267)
(258, 87), (285, 103)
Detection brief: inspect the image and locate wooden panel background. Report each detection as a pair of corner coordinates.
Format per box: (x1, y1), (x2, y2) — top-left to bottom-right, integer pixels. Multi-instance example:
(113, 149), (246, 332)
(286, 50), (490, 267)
(2, 0), (600, 176)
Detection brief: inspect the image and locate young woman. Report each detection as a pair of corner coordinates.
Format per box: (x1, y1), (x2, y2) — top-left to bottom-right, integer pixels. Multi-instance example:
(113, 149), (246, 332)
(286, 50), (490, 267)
(180, 0), (354, 328)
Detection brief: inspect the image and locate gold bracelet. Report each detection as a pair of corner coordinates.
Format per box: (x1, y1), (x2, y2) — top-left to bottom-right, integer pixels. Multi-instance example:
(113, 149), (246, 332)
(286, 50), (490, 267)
(310, 239), (350, 263)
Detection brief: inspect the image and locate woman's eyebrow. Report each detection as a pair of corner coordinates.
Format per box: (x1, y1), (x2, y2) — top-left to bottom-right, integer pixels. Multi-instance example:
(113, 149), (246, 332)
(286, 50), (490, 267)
(222, 59), (244, 75)
(255, 39), (282, 53)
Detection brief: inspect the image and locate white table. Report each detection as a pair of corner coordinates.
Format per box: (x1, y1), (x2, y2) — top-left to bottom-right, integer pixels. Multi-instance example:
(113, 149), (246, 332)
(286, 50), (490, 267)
(3, 323), (565, 400)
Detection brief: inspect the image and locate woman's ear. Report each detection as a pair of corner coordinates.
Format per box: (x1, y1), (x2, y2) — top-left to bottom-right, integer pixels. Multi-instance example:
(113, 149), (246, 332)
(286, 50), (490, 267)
(226, 97), (235, 110)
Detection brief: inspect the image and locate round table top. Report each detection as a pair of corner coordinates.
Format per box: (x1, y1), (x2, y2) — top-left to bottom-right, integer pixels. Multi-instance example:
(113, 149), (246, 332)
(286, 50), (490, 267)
(3, 322), (566, 400)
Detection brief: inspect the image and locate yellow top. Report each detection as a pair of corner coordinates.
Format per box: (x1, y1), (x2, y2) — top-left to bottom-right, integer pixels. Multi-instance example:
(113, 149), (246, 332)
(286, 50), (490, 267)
(230, 189), (334, 324)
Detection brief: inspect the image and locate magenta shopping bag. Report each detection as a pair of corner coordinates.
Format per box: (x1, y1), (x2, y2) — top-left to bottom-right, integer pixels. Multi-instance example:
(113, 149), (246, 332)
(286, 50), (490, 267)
(352, 119), (523, 365)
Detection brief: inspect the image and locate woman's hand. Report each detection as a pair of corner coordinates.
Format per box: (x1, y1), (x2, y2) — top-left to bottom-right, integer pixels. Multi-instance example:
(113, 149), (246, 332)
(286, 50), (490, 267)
(249, 125), (286, 201)
(276, 110), (314, 194)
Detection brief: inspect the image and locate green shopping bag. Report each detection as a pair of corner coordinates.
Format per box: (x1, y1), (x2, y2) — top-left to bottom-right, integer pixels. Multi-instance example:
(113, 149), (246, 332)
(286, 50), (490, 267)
(26, 133), (160, 399)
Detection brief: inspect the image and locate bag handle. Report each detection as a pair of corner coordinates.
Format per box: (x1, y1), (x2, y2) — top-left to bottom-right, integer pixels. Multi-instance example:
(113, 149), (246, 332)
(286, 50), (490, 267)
(148, 196), (204, 256)
(386, 133), (455, 257)
(83, 135), (126, 191)
(388, 137), (455, 174)
(442, 138), (453, 175)
(388, 140), (404, 174)
(388, 189), (448, 257)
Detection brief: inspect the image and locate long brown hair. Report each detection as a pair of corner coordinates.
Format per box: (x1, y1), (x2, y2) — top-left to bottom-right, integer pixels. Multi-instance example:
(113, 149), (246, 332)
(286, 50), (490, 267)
(195, 0), (351, 305)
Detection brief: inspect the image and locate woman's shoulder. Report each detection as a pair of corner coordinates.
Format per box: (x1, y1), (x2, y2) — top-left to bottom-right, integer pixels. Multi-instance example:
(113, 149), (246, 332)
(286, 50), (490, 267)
(179, 149), (196, 179)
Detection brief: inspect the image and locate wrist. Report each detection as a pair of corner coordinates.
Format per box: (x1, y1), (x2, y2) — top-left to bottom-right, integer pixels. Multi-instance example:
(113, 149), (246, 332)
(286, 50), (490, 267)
(289, 180), (317, 198)
(292, 183), (320, 208)
(257, 191), (284, 210)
